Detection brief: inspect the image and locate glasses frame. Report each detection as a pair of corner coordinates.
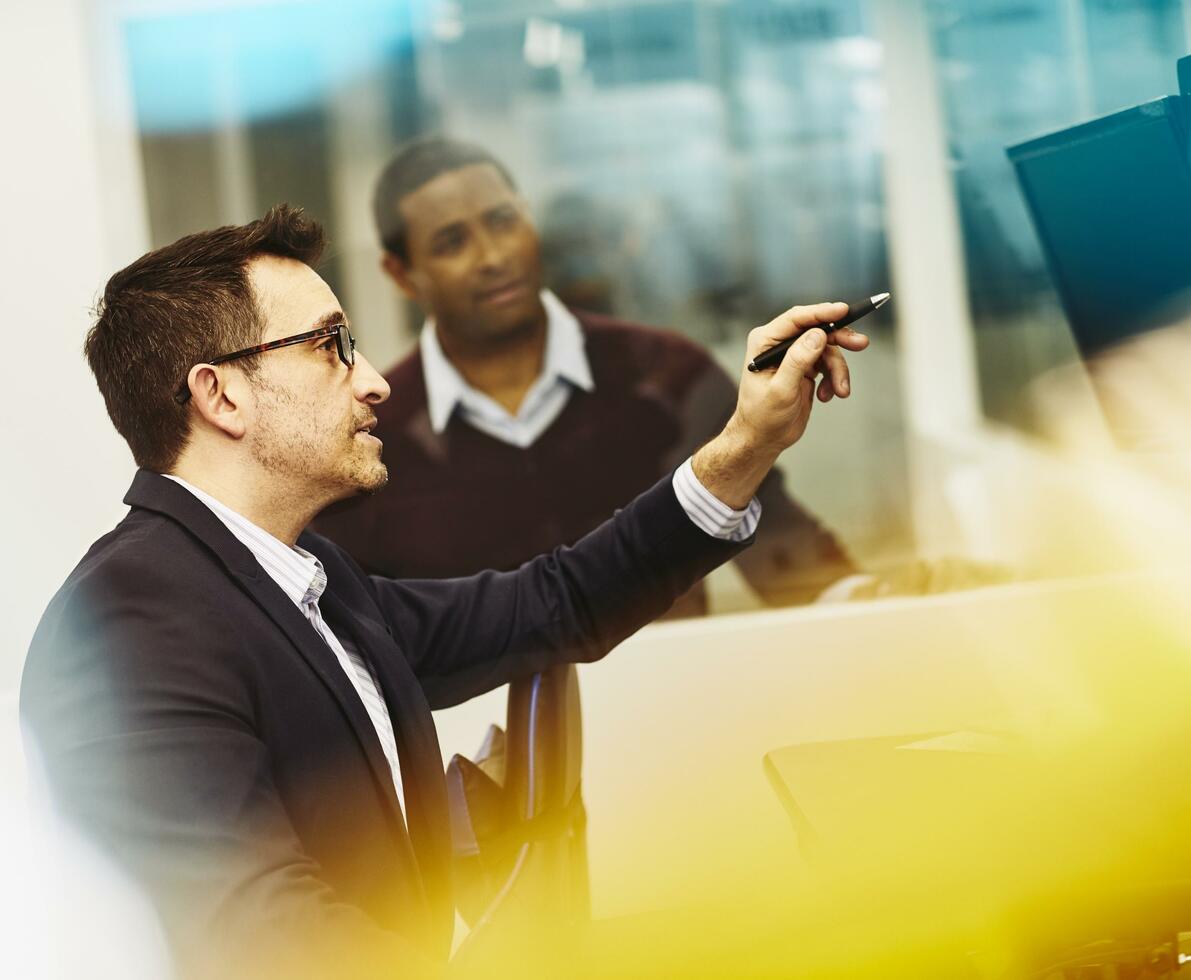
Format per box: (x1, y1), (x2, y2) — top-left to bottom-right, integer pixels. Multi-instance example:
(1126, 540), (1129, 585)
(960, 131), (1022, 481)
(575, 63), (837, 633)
(174, 323), (355, 404)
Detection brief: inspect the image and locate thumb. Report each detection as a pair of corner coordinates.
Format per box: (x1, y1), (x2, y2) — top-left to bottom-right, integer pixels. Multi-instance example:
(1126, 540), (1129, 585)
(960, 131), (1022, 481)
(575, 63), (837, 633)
(774, 327), (827, 387)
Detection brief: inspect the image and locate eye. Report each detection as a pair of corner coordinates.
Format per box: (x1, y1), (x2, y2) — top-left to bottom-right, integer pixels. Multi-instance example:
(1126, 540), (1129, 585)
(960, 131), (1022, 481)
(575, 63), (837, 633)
(431, 229), (466, 256)
(316, 337), (337, 353)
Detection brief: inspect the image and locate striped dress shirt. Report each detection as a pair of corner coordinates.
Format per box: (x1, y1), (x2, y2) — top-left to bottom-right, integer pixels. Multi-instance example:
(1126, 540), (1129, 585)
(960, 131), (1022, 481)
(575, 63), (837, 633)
(162, 475), (406, 816)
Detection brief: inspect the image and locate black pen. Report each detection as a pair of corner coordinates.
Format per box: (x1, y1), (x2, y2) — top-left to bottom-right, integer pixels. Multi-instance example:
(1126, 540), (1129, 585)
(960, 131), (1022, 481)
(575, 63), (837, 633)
(747, 292), (891, 373)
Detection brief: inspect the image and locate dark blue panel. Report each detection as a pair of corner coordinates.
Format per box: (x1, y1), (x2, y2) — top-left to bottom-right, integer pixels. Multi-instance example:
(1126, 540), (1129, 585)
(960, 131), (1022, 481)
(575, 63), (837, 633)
(1009, 96), (1191, 354)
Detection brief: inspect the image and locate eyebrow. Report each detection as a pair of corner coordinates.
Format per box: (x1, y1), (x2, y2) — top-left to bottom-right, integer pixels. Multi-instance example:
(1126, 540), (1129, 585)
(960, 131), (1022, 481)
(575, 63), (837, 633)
(308, 310), (349, 333)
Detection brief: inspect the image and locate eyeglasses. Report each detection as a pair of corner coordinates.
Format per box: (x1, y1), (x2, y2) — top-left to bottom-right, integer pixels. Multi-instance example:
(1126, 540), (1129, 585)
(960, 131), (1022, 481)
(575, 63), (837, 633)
(174, 323), (356, 404)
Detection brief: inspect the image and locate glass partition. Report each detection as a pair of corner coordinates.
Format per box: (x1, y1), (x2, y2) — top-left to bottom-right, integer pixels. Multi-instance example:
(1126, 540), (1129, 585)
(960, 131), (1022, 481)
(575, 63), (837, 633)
(924, 0), (1189, 428)
(115, 0), (914, 612)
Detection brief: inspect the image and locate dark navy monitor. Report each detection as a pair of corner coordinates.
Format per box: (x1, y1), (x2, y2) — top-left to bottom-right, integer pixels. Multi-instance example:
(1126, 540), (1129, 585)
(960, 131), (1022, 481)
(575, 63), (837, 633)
(1008, 60), (1191, 357)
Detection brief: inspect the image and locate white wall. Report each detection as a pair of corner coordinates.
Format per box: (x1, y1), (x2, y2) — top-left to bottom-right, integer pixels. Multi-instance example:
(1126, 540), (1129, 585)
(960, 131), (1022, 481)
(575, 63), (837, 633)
(0, 4), (153, 972)
(0, 0), (143, 693)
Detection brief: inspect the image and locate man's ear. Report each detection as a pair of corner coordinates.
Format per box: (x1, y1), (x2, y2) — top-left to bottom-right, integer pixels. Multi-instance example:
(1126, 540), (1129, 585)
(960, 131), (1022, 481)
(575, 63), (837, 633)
(184, 364), (247, 440)
(380, 251), (419, 301)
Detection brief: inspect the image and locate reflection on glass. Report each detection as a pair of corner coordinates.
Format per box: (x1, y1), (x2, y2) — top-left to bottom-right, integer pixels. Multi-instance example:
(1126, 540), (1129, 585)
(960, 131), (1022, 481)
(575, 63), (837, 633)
(121, 0), (922, 599)
(925, 0), (1188, 428)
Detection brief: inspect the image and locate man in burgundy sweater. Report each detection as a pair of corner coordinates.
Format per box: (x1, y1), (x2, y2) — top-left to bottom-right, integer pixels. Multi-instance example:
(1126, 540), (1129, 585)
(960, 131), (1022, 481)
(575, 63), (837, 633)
(314, 137), (856, 616)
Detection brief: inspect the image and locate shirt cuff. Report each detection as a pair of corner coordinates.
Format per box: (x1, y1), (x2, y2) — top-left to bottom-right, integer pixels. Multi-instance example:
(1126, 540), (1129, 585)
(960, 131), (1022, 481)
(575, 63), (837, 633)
(672, 457), (762, 542)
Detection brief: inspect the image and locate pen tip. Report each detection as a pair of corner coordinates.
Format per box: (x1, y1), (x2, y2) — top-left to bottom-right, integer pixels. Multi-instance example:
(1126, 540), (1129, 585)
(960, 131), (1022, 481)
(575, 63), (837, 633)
(872, 292), (891, 306)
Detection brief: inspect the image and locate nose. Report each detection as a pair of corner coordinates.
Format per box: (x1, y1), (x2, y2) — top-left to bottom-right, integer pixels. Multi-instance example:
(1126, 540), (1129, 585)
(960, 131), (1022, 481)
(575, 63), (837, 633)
(474, 228), (509, 273)
(352, 352), (390, 406)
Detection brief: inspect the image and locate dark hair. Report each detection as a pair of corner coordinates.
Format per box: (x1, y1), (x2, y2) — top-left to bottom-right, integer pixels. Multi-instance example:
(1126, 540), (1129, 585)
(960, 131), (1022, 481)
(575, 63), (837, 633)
(372, 135), (517, 262)
(84, 204), (326, 473)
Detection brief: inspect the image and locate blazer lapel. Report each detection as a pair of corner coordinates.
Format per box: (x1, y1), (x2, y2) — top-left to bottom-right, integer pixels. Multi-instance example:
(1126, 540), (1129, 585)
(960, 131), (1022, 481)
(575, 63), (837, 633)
(320, 592), (454, 902)
(232, 576), (411, 832)
(122, 470), (410, 838)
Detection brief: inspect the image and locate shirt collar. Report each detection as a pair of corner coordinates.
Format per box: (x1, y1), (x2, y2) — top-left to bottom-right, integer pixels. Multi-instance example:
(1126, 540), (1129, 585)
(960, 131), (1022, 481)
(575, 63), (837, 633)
(161, 474), (326, 609)
(419, 289), (595, 435)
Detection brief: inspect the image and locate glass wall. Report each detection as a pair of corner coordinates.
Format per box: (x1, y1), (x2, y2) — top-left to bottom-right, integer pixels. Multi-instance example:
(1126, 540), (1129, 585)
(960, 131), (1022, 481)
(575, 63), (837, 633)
(924, 0), (1189, 428)
(105, 0), (1191, 601)
(123, 1), (892, 350)
(114, 0), (913, 599)
(415, 1), (888, 345)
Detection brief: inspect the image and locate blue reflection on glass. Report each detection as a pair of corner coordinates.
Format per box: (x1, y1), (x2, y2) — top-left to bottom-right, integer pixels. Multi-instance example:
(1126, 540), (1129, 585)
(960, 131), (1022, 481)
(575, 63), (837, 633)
(125, 0), (423, 132)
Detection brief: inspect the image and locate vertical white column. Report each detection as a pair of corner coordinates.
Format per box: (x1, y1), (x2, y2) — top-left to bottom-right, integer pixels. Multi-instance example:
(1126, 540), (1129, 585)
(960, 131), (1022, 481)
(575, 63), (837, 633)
(212, 29), (258, 225)
(1060, 0), (1096, 120)
(871, 0), (984, 557)
(325, 72), (412, 372)
(1182, 0), (1191, 59)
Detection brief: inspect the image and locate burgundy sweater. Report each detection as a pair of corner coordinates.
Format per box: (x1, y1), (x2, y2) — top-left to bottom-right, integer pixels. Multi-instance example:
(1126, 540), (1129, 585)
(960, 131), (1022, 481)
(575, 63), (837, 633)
(315, 310), (853, 617)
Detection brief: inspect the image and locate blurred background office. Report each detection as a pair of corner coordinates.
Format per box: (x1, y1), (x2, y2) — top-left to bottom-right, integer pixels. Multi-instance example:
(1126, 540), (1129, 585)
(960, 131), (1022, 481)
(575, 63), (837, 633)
(4, 0), (1191, 971)
(64, 0), (1191, 590)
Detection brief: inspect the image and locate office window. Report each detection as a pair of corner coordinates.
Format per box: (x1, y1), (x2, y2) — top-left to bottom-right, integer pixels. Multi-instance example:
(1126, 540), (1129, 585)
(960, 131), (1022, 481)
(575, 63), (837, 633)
(111, 0), (923, 609)
(925, 0), (1189, 428)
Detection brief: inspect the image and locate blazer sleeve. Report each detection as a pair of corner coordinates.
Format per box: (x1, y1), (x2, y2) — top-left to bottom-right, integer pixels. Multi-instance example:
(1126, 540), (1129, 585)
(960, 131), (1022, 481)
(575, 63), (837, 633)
(20, 567), (440, 980)
(366, 474), (748, 709)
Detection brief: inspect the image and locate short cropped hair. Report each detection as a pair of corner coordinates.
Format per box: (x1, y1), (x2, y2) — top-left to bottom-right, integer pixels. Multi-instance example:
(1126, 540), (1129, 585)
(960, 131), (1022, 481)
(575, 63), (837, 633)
(372, 135), (517, 262)
(85, 204), (326, 473)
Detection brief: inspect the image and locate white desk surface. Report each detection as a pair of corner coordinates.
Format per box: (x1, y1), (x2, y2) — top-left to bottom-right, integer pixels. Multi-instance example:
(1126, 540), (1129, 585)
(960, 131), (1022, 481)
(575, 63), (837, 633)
(433, 571), (1191, 919)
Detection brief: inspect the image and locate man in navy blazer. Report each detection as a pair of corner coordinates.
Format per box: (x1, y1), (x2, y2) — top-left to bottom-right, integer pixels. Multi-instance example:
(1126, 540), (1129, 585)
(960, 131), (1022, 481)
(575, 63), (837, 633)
(20, 206), (867, 978)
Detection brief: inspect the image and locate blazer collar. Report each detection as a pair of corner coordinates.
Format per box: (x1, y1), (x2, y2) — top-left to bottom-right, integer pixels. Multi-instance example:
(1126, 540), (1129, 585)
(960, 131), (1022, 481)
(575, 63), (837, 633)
(124, 469), (264, 581)
(123, 470), (416, 847)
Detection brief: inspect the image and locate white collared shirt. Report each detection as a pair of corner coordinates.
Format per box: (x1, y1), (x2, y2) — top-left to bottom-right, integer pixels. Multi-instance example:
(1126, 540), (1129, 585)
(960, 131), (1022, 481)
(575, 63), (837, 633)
(420, 290), (761, 541)
(421, 290), (593, 448)
(162, 474), (406, 817)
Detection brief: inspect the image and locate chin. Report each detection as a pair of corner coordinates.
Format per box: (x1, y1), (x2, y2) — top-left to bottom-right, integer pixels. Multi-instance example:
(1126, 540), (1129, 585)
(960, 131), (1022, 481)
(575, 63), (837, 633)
(477, 299), (544, 340)
(355, 462), (389, 495)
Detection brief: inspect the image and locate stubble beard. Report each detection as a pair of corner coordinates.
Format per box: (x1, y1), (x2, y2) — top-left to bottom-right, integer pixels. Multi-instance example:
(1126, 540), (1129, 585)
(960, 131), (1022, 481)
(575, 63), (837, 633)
(351, 448), (389, 495)
(248, 380), (389, 500)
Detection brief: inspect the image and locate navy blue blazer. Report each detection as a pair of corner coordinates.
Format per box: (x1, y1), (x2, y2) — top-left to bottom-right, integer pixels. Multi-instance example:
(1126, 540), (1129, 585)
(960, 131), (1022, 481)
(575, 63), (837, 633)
(20, 469), (746, 978)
